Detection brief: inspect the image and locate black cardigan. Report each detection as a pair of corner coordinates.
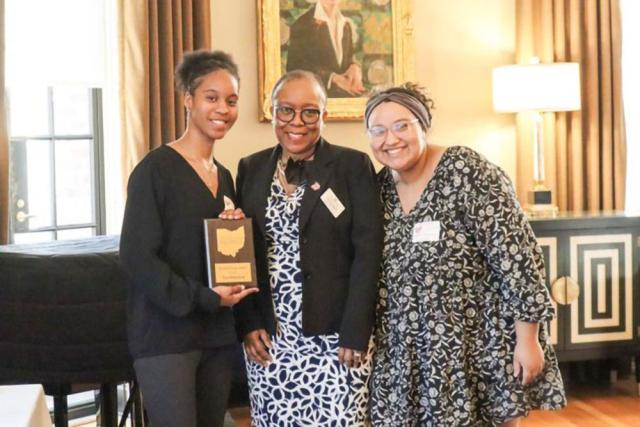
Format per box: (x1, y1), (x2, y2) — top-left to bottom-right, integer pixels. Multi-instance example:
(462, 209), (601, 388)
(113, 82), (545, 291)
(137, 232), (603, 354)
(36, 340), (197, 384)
(120, 145), (237, 359)
(234, 139), (383, 351)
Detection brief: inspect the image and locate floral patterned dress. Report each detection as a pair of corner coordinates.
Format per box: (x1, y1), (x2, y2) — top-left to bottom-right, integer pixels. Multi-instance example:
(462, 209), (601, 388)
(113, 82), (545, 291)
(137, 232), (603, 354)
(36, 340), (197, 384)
(246, 174), (371, 426)
(369, 146), (566, 426)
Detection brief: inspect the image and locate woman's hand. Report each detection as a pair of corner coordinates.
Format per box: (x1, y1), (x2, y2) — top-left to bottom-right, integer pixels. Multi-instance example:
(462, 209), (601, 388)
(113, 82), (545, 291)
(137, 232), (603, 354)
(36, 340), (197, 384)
(218, 208), (245, 220)
(212, 285), (258, 307)
(331, 74), (358, 96)
(338, 347), (365, 369)
(343, 63), (365, 94)
(513, 321), (545, 385)
(244, 329), (273, 367)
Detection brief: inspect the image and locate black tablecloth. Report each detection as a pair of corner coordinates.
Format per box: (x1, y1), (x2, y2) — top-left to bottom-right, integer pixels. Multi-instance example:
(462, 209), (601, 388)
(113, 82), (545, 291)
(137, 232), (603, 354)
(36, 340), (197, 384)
(0, 236), (133, 385)
(0, 235), (248, 406)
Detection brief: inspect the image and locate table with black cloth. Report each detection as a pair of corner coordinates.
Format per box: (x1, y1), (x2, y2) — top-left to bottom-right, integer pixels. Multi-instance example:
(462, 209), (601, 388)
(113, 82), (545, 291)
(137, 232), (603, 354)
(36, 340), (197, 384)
(0, 236), (136, 427)
(0, 236), (249, 426)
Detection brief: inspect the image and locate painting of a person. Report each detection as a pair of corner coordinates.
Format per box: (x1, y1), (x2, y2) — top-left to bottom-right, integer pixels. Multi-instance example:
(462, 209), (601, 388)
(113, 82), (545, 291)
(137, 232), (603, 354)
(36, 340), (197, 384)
(286, 0), (365, 97)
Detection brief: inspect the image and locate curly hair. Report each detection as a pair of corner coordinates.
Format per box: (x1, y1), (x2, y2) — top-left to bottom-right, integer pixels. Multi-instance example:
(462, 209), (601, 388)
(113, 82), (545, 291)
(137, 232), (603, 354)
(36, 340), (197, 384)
(175, 50), (240, 94)
(386, 82), (435, 112)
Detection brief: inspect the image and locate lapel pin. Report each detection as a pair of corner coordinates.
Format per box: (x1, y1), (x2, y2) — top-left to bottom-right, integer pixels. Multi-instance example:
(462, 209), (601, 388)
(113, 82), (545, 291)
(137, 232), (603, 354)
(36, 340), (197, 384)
(310, 182), (321, 191)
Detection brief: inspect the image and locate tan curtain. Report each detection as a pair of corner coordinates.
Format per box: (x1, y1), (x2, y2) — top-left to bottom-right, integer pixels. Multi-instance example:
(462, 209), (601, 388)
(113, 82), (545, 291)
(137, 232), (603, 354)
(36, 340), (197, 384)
(0, 0), (10, 244)
(119, 0), (211, 183)
(516, 0), (625, 211)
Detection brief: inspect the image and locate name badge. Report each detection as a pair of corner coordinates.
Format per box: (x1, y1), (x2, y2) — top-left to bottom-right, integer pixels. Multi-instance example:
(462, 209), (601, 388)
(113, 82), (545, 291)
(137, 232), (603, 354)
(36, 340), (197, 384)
(320, 188), (345, 218)
(412, 221), (440, 243)
(223, 195), (235, 211)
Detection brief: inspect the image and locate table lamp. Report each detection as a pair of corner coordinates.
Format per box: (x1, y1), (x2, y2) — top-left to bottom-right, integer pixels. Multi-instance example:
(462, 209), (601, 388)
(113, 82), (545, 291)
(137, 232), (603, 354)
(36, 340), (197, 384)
(492, 58), (581, 216)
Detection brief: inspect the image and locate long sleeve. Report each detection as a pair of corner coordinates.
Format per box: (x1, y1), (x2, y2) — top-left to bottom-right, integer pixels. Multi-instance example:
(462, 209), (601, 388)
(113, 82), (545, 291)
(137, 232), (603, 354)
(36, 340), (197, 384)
(465, 163), (555, 323)
(338, 153), (383, 351)
(120, 160), (220, 318)
(233, 157), (265, 337)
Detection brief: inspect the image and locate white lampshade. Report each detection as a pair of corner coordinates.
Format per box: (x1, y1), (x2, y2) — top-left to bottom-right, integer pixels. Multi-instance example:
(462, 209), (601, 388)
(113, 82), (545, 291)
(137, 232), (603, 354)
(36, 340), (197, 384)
(492, 63), (581, 112)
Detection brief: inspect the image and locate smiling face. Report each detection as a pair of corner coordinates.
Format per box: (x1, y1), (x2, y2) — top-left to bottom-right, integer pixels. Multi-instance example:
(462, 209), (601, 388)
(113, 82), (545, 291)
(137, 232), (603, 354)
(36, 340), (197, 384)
(184, 69), (239, 142)
(273, 77), (327, 159)
(366, 101), (427, 173)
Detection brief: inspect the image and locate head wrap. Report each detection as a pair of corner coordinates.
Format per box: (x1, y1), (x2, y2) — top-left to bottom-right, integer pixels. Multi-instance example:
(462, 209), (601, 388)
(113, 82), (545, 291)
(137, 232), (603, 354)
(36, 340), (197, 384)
(364, 91), (432, 131)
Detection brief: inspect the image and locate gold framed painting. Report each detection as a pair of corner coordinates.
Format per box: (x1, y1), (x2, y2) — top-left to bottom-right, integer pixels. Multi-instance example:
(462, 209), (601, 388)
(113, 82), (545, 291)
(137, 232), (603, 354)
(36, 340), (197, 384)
(257, 0), (415, 121)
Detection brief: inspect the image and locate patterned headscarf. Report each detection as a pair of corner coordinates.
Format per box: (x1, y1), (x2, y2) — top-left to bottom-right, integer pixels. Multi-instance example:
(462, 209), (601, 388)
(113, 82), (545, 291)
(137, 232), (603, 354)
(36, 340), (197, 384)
(364, 91), (432, 131)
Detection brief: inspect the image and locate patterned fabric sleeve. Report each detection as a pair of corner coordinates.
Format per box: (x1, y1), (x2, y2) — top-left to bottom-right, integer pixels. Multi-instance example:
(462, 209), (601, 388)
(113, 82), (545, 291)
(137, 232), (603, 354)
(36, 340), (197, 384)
(464, 153), (555, 323)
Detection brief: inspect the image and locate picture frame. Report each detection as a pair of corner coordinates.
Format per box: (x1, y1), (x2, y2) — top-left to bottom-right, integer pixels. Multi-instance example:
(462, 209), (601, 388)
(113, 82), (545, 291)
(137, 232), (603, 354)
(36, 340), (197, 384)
(257, 0), (415, 121)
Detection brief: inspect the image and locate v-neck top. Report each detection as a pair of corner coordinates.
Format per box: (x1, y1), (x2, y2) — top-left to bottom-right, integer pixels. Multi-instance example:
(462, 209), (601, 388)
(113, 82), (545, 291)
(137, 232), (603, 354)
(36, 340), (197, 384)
(372, 145), (563, 424)
(120, 144), (238, 358)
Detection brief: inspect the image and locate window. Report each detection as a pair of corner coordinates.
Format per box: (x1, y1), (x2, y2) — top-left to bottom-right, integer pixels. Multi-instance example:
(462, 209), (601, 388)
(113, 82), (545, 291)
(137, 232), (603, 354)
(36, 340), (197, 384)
(5, 0), (120, 243)
(8, 86), (105, 243)
(4, 0), (120, 418)
(620, 0), (640, 212)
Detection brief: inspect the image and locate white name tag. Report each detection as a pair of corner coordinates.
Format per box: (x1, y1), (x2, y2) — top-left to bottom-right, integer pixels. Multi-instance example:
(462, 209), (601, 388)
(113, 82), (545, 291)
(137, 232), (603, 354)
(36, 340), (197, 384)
(412, 221), (441, 243)
(320, 188), (345, 218)
(223, 195), (235, 211)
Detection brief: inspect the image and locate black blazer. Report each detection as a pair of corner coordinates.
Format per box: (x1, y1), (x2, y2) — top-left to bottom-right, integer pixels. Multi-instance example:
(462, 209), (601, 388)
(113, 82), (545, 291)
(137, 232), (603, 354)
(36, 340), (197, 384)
(286, 6), (356, 97)
(234, 139), (382, 351)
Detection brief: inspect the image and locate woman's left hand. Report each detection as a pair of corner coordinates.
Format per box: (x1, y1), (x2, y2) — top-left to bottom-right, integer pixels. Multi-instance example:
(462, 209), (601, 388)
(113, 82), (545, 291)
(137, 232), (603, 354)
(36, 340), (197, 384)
(513, 321), (545, 385)
(218, 208), (245, 220)
(338, 347), (364, 369)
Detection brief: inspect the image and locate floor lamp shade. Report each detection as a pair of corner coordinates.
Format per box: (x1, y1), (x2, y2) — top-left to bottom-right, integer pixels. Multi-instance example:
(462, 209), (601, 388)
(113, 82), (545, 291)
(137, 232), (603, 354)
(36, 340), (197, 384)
(492, 63), (581, 113)
(492, 62), (581, 215)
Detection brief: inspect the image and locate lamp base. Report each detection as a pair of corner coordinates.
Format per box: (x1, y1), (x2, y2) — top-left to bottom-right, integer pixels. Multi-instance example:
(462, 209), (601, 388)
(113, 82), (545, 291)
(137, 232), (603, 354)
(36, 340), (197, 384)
(525, 203), (559, 217)
(525, 189), (558, 217)
(528, 189), (552, 205)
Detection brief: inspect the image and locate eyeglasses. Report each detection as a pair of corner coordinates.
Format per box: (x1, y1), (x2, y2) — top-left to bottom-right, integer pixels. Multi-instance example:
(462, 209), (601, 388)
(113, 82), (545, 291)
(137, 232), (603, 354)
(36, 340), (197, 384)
(367, 119), (420, 142)
(274, 105), (322, 125)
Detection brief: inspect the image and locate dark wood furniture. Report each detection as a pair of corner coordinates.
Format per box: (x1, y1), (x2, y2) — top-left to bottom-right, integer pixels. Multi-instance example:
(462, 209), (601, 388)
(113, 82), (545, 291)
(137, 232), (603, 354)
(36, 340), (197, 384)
(529, 212), (640, 393)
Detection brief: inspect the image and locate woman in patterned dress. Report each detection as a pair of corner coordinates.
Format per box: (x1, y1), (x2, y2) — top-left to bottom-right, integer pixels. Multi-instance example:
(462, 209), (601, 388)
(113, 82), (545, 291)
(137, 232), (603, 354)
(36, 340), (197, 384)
(363, 83), (566, 426)
(234, 70), (382, 426)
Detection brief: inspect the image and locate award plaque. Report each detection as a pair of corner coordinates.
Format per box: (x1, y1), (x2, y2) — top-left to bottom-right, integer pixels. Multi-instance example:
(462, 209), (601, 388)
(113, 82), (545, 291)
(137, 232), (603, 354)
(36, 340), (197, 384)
(204, 218), (258, 288)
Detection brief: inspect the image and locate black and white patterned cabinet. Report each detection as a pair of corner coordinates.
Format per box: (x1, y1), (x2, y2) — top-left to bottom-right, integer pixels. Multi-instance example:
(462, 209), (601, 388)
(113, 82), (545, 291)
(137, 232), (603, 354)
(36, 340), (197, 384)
(529, 212), (640, 389)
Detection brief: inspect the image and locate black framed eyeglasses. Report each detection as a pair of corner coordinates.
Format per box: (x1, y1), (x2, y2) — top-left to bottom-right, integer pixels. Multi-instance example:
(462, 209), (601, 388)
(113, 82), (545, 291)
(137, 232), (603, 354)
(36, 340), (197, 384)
(274, 105), (322, 125)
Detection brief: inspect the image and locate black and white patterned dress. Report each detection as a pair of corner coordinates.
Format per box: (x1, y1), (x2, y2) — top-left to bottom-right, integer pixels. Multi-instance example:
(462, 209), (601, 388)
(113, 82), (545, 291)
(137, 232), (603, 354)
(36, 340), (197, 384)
(369, 146), (566, 426)
(246, 174), (371, 426)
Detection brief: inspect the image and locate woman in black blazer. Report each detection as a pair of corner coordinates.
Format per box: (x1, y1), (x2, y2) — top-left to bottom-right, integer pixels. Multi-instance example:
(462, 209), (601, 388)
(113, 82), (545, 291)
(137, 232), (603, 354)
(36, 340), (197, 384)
(234, 70), (382, 426)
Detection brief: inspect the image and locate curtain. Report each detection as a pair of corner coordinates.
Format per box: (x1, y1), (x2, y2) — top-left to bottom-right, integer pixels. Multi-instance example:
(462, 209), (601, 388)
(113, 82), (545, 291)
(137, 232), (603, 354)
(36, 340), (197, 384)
(0, 0), (10, 244)
(516, 0), (626, 211)
(119, 0), (211, 183)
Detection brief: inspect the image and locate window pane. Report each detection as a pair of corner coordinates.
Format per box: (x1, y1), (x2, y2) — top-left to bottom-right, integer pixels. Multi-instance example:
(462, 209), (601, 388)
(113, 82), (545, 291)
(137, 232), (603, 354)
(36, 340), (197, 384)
(55, 140), (94, 226)
(13, 231), (55, 244)
(25, 140), (55, 229)
(5, 0), (106, 86)
(57, 227), (95, 240)
(53, 86), (92, 135)
(7, 86), (49, 137)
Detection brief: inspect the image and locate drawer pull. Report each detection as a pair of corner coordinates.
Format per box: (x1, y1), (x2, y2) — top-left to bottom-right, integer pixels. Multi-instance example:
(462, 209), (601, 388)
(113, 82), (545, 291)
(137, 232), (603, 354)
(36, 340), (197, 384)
(551, 276), (580, 305)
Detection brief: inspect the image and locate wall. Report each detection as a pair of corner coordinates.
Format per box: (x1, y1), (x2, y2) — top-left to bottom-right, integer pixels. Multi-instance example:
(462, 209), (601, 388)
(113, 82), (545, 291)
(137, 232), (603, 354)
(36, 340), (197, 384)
(211, 0), (518, 183)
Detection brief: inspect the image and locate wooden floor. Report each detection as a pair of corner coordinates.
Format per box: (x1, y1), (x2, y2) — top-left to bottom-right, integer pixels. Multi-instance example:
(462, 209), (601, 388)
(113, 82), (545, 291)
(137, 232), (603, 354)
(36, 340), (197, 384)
(71, 380), (639, 427)
(522, 379), (640, 427)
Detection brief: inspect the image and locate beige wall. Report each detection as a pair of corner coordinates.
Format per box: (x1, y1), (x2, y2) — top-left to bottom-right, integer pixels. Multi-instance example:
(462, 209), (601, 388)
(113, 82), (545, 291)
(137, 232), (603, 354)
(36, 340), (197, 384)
(211, 0), (518, 183)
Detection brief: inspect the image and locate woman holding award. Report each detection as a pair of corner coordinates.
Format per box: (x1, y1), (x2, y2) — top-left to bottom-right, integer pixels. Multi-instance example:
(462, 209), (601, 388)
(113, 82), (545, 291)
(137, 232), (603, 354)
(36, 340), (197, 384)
(234, 70), (383, 426)
(120, 50), (256, 427)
